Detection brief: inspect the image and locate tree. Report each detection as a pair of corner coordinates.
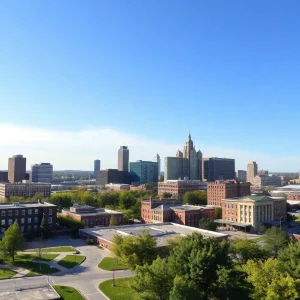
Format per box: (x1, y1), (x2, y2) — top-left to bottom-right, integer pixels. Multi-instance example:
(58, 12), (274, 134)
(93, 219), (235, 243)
(230, 237), (267, 265)
(35, 237), (46, 259)
(49, 192), (73, 210)
(162, 192), (172, 198)
(278, 242), (300, 279)
(244, 258), (300, 300)
(119, 191), (136, 209)
(168, 233), (232, 299)
(214, 207), (222, 219)
(2, 221), (25, 262)
(198, 218), (218, 231)
(258, 225), (267, 234)
(133, 258), (173, 300)
(182, 191), (207, 205)
(109, 215), (118, 227)
(263, 227), (289, 258)
(111, 230), (157, 270)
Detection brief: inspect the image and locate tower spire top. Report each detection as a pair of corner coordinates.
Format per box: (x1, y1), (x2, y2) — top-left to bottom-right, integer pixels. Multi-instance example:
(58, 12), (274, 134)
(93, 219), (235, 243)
(188, 130), (191, 140)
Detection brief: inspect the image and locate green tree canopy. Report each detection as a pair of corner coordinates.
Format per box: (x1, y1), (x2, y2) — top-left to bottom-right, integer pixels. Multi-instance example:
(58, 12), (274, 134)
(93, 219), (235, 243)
(230, 237), (267, 265)
(162, 192), (172, 198)
(109, 215), (118, 227)
(214, 207), (222, 219)
(133, 257), (173, 300)
(244, 258), (300, 300)
(119, 191), (136, 209)
(111, 230), (157, 270)
(279, 242), (300, 279)
(198, 218), (218, 231)
(263, 227), (289, 258)
(182, 191), (207, 205)
(2, 221), (25, 262)
(49, 192), (73, 210)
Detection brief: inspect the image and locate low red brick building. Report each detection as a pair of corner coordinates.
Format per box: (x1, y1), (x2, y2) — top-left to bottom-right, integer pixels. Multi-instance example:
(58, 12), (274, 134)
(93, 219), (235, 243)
(287, 193), (300, 201)
(61, 205), (123, 227)
(141, 198), (215, 227)
(207, 180), (251, 206)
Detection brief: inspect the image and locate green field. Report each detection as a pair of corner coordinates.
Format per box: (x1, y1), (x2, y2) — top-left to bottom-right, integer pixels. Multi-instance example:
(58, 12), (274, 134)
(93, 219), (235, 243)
(99, 278), (136, 300)
(17, 253), (59, 261)
(0, 269), (17, 279)
(98, 257), (127, 271)
(25, 246), (76, 253)
(57, 255), (85, 269)
(53, 285), (85, 300)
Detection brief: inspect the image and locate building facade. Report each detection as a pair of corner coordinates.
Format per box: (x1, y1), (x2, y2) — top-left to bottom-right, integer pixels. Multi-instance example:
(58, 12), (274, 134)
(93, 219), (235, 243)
(130, 161), (158, 185)
(61, 205), (123, 227)
(8, 155), (27, 183)
(252, 175), (281, 187)
(202, 157), (235, 181)
(0, 201), (57, 234)
(152, 154), (161, 179)
(0, 183), (51, 200)
(31, 163), (53, 183)
(237, 170), (247, 182)
(158, 180), (206, 198)
(164, 133), (202, 181)
(247, 161), (258, 184)
(94, 160), (100, 176)
(118, 146), (129, 172)
(96, 169), (130, 185)
(0, 172), (8, 182)
(219, 195), (287, 231)
(207, 180), (251, 206)
(105, 183), (130, 191)
(141, 198), (215, 226)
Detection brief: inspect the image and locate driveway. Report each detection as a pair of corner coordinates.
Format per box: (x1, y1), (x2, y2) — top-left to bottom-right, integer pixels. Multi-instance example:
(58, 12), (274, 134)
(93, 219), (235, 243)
(1, 235), (133, 300)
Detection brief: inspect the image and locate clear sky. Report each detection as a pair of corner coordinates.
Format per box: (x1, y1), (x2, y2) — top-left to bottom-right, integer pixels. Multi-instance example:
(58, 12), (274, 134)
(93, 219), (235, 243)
(1, 1), (300, 171)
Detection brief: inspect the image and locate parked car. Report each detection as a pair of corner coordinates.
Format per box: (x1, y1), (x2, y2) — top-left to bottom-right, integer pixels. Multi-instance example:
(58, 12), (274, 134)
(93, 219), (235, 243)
(73, 250), (80, 254)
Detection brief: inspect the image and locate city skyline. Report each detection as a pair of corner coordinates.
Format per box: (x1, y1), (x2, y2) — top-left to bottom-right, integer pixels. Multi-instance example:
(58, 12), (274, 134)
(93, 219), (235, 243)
(2, 2), (300, 171)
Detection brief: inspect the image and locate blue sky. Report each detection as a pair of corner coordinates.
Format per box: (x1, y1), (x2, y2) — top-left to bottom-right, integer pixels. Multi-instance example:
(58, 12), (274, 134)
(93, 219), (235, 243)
(1, 1), (300, 171)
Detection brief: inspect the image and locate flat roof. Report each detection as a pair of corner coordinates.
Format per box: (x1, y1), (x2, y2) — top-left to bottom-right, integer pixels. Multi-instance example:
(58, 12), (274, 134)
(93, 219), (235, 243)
(80, 222), (228, 246)
(223, 195), (283, 202)
(214, 219), (251, 227)
(63, 208), (122, 216)
(0, 202), (56, 209)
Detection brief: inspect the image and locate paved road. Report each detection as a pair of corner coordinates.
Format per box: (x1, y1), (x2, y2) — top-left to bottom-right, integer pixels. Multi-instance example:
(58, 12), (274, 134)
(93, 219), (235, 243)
(0, 236), (133, 300)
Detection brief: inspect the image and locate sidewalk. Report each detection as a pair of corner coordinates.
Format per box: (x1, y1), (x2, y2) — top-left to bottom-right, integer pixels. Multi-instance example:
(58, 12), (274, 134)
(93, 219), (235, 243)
(0, 264), (30, 278)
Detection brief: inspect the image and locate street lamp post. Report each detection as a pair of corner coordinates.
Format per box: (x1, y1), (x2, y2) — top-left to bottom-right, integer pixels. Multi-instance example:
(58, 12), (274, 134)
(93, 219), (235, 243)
(112, 260), (115, 287)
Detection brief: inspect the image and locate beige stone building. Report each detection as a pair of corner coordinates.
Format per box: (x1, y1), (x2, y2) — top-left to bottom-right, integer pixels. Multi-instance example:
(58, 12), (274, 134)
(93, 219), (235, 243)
(218, 195), (286, 232)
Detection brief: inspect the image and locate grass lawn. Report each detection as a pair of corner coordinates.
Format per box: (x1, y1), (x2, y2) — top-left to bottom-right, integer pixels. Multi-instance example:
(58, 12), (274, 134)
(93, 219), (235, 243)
(5, 254), (59, 275)
(99, 277), (137, 300)
(25, 246), (76, 253)
(0, 269), (17, 279)
(57, 255), (85, 269)
(17, 253), (59, 261)
(98, 257), (127, 271)
(53, 285), (84, 300)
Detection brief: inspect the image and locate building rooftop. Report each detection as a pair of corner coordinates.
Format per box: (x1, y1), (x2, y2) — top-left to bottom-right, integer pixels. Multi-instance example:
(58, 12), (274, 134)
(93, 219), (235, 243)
(63, 207), (122, 216)
(80, 222), (228, 247)
(223, 196), (285, 202)
(0, 202), (56, 209)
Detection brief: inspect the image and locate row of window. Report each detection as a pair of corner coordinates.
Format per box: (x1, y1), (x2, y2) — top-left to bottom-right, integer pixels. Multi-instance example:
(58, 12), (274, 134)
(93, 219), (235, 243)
(0, 217), (52, 226)
(1, 225), (39, 233)
(0, 208), (53, 217)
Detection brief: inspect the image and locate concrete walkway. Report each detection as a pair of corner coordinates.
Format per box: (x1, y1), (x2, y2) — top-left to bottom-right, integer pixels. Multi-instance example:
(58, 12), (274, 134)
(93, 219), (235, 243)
(0, 264), (30, 278)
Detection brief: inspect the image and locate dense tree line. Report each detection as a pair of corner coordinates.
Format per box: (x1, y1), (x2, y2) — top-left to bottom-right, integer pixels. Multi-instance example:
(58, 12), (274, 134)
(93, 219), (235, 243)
(111, 226), (300, 300)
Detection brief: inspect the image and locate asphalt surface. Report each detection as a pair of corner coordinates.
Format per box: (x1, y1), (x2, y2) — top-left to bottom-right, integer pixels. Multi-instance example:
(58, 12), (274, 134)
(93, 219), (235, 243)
(0, 236), (133, 300)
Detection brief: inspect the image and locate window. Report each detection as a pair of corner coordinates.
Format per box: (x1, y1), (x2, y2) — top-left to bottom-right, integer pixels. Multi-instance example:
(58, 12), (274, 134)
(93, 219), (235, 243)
(34, 225), (38, 231)
(8, 210), (12, 216)
(28, 217), (32, 224)
(21, 210), (25, 215)
(15, 210), (19, 216)
(49, 209), (52, 215)
(1, 220), (5, 226)
(35, 209), (38, 215)
(27, 225), (31, 231)
(1, 228), (4, 233)
(21, 226), (24, 232)
(34, 217), (38, 223)
(8, 219), (12, 225)
(1, 211), (5, 216)
(28, 209), (32, 215)
(21, 218), (25, 224)
(48, 217), (52, 224)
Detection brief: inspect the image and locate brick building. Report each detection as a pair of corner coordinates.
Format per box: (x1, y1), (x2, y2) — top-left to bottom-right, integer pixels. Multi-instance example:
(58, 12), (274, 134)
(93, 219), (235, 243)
(61, 205), (123, 227)
(207, 180), (251, 206)
(217, 195), (287, 232)
(141, 198), (215, 227)
(0, 201), (57, 234)
(0, 182), (51, 200)
(287, 193), (300, 201)
(158, 180), (206, 198)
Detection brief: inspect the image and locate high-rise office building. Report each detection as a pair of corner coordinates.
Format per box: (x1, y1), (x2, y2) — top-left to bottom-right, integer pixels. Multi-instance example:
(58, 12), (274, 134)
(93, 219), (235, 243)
(237, 170), (247, 182)
(247, 161), (258, 184)
(130, 161), (158, 185)
(31, 163), (53, 183)
(118, 146), (129, 172)
(164, 132), (202, 181)
(152, 154), (161, 179)
(8, 155), (26, 183)
(94, 160), (100, 176)
(202, 157), (235, 181)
